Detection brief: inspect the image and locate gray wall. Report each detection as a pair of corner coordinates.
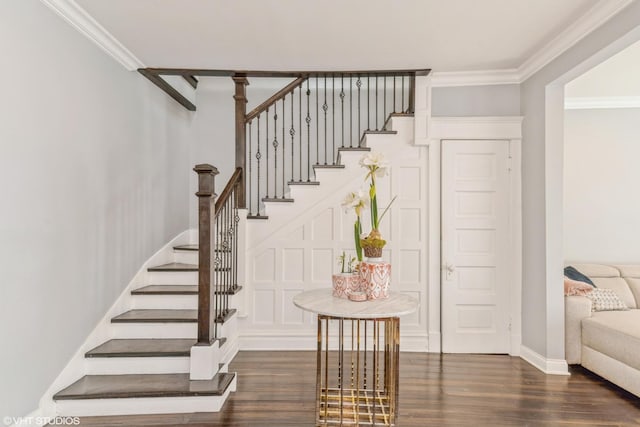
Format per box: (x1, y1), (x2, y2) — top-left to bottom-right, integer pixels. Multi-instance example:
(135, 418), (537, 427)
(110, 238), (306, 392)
(0, 0), (192, 416)
(564, 108), (640, 263)
(432, 84), (521, 116)
(520, 3), (640, 359)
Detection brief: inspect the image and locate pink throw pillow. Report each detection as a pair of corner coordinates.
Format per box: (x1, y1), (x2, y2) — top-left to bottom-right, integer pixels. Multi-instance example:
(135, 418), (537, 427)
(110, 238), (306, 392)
(564, 277), (594, 296)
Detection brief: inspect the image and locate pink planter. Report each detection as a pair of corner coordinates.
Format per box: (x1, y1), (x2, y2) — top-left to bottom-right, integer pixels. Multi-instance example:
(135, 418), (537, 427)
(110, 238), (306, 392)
(359, 260), (391, 300)
(332, 274), (363, 299)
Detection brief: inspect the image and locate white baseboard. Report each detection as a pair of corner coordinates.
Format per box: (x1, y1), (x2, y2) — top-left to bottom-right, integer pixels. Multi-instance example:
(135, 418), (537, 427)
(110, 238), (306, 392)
(520, 345), (569, 375)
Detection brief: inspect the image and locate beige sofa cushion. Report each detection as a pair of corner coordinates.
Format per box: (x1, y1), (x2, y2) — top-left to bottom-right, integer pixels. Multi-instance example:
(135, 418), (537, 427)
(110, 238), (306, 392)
(623, 278), (640, 311)
(571, 263), (620, 278)
(614, 265), (640, 278)
(590, 277), (637, 309)
(582, 310), (640, 371)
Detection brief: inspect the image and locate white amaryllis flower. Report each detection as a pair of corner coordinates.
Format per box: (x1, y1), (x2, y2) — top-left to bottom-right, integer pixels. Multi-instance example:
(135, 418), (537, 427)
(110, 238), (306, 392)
(359, 151), (389, 178)
(341, 190), (369, 217)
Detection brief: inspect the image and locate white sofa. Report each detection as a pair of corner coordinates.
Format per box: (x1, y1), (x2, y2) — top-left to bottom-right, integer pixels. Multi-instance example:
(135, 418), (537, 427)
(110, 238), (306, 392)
(565, 263), (640, 397)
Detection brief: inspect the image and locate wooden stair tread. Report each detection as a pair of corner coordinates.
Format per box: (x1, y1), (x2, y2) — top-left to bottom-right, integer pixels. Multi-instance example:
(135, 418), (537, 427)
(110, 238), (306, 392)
(112, 309), (197, 323)
(85, 339), (196, 358)
(148, 262), (197, 272)
(364, 129), (398, 135)
(247, 215), (269, 220)
(53, 372), (235, 400)
(147, 262), (231, 272)
(338, 146), (370, 151)
(173, 244), (198, 251)
(132, 285), (198, 295)
(112, 309), (237, 324)
(131, 285), (243, 296)
(287, 180), (319, 185)
(262, 197), (294, 203)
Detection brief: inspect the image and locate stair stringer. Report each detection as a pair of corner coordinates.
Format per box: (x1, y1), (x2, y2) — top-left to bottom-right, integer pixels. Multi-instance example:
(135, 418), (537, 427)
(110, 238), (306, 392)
(241, 116), (430, 350)
(37, 231), (194, 418)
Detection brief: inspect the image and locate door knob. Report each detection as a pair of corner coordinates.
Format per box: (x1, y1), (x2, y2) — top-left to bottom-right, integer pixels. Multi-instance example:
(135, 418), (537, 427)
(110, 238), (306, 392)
(443, 263), (455, 280)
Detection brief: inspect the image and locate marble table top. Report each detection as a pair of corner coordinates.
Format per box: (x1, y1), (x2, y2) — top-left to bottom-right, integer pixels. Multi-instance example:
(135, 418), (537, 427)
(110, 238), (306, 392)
(293, 288), (419, 319)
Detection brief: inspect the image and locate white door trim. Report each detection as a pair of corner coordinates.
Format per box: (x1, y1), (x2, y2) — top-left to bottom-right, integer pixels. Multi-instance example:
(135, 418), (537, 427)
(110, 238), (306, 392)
(425, 116), (523, 355)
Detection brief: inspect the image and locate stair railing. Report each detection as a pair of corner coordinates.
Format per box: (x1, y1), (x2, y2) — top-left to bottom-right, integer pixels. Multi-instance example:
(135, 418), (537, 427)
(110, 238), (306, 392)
(233, 71), (423, 218)
(194, 164), (242, 344)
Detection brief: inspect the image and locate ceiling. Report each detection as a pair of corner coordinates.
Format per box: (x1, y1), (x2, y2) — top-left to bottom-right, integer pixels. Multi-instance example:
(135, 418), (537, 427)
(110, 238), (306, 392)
(73, 0), (607, 74)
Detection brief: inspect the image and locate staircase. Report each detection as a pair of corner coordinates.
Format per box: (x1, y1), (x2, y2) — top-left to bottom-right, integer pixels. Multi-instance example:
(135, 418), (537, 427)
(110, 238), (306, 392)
(53, 243), (241, 416)
(45, 70), (427, 419)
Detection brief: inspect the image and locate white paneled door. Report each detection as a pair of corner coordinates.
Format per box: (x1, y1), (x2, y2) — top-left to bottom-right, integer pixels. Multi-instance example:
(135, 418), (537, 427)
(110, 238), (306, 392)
(441, 140), (511, 353)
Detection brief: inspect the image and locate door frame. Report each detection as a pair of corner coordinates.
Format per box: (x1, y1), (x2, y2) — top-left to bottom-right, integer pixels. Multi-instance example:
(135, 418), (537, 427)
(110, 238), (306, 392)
(420, 116), (523, 355)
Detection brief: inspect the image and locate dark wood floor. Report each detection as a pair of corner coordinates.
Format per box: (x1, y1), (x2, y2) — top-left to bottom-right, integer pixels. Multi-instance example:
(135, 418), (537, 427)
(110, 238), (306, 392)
(72, 351), (640, 426)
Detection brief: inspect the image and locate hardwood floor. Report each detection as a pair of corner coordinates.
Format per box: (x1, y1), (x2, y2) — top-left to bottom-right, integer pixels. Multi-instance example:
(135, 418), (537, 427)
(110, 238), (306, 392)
(70, 351), (640, 426)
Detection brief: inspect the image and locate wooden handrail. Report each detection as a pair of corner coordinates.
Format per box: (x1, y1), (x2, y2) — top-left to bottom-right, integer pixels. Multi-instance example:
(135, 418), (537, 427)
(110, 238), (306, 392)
(215, 167), (243, 214)
(245, 77), (307, 123)
(142, 68), (431, 78)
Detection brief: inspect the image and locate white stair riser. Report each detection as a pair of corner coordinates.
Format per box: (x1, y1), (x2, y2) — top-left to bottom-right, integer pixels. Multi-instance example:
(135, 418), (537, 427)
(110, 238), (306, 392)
(110, 315), (237, 340)
(55, 376), (236, 416)
(85, 357), (190, 375)
(173, 251), (199, 264)
(131, 295), (197, 310)
(338, 151), (367, 168)
(111, 323), (196, 339)
(147, 271), (197, 285)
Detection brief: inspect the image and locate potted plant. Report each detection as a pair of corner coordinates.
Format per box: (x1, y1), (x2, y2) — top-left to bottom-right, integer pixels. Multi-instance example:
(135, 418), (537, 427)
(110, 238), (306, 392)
(331, 251), (362, 299)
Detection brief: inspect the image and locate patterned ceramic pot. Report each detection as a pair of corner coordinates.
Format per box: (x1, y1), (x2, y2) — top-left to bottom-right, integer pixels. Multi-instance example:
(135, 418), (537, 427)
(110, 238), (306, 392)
(359, 260), (391, 300)
(332, 273), (363, 299)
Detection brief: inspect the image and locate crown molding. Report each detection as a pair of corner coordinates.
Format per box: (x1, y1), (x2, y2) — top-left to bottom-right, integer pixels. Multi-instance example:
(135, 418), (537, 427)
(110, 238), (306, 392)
(565, 96), (640, 109)
(518, 0), (634, 82)
(40, 0), (144, 71)
(430, 69), (520, 87)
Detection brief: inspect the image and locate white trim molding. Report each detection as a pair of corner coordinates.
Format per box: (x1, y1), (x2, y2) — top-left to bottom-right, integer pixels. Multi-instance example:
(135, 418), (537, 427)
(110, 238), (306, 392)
(518, 0), (634, 83)
(432, 0), (633, 87)
(431, 69), (520, 87)
(565, 96), (640, 109)
(520, 345), (570, 375)
(429, 116), (524, 142)
(40, 0), (144, 70)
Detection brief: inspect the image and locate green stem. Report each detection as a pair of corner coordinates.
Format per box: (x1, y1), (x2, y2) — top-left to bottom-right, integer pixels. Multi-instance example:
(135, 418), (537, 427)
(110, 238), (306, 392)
(355, 217), (363, 262)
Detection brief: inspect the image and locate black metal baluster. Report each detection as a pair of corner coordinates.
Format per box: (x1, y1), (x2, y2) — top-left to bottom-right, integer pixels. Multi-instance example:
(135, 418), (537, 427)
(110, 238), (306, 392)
(383, 76), (387, 129)
(402, 75), (405, 113)
(273, 106), (278, 198)
(331, 75), (335, 164)
(256, 115), (261, 215)
(282, 97), (286, 195)
(316, 76), (319, 166)
(356, 75), (361, 146)
(265, 107), (269, 199)
(233, 192), (239, 289)
(306, 79), (311, 181)
(299, 84), (302, 179)
(248, 121), (252, 215)
(290, 91), (295, 181)
(340, 75), (345, 148)
(367, 75), (370, 131)
(350, 75), (353, 147)
(375, 74), (379, 130)
(323, 74), (328, 165)
(393, 76), (397, 113)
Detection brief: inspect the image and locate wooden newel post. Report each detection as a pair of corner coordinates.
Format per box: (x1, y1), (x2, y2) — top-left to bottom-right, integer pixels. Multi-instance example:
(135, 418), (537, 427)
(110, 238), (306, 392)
(194, 163), (219, 345)
(233, 75), (249, 209)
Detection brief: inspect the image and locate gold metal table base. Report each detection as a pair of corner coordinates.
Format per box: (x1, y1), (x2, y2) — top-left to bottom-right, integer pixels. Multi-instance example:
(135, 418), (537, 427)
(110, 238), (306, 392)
(316, 316), (400, 427)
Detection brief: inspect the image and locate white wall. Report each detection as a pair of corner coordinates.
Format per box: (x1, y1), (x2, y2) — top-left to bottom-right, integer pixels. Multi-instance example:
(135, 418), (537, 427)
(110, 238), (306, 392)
(564, 108), (640, 262)
(520, 2), (640, 361)
(0, 0), (192, 417)
(432, 84), (520, 117)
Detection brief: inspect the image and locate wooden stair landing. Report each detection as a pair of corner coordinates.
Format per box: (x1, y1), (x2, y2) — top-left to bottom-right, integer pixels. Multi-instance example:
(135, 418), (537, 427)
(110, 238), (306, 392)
(85, 339), (196, 358)
(131, 285), (243, 296)
(53, 372), (235, 400)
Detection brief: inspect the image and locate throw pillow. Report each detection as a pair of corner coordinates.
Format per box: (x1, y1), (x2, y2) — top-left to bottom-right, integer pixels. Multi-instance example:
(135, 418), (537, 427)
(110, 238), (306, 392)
(564, 266), (596, 287)
(564, 278), (594, 296)
(585, 288), (629, 312)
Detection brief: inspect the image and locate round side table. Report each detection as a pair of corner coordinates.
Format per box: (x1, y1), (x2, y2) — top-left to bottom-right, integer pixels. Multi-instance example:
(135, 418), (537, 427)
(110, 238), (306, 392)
(294, 289), (418, 426)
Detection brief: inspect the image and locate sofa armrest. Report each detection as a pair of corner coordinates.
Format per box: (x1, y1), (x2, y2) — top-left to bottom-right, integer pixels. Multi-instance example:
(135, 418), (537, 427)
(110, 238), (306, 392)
(565, 295), (592, 364)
